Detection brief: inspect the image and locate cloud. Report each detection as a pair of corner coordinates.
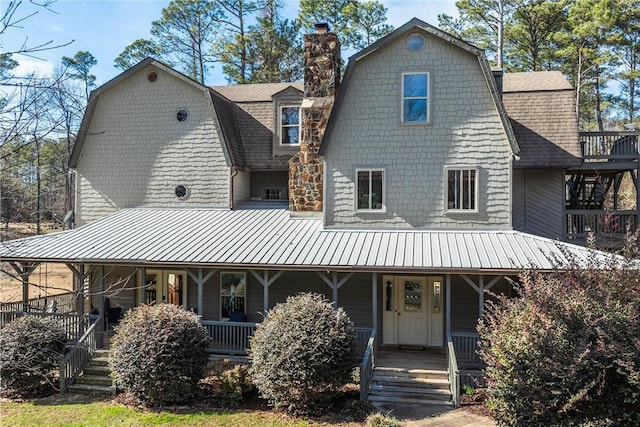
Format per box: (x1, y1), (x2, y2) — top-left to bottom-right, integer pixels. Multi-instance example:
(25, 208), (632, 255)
(13, 55), (55, 78)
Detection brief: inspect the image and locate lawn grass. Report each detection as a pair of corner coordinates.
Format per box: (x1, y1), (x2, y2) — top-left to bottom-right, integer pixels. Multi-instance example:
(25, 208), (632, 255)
(0, 395), (358, 427)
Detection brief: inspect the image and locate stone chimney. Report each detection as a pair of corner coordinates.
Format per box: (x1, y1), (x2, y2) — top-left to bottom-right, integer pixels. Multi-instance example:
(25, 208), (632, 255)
(288, 23), (341, 212)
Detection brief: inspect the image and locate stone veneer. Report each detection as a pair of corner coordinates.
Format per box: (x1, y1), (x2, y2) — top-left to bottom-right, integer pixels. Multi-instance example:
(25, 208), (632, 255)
(288, 29), (340, 212)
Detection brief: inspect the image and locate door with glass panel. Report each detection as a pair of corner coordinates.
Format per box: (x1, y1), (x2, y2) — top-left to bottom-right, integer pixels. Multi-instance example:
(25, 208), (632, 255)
(382, 275), (443, 346)
(144, 270), (187, 307)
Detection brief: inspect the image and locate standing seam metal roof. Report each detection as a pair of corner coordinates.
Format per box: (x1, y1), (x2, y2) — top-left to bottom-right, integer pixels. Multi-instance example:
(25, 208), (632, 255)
(0, 207), (601, 272)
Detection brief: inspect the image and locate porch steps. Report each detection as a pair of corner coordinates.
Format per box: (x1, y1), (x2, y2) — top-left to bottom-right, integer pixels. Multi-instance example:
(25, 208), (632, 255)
(369, 367), (453, 407)
(68, 349), (115, 394)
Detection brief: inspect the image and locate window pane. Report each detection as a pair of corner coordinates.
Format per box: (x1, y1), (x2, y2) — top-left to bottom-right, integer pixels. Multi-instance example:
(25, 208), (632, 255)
(371, 170), (383, 209)
(448, 170), (458, 209)
(282, 126), (299, 144)
(403, 74), (427, 97)
(404, 99), (427, 122)
(469, 170), (476, 209)
(357, 171), (370, 209)
(404, 281), (422, 312)
(281, 107), (299, 125)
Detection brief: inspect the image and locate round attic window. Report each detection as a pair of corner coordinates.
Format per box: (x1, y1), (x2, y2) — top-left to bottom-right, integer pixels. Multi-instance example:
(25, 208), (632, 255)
(406, 33), (425, 52)
(175, 185), (189, 200)
(176, 109), (189, 122)
(147, 70), (158, 82)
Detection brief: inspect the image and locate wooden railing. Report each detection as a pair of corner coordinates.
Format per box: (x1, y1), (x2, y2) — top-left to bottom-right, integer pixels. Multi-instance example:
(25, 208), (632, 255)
(580, 131), (639, 160)
(0, 311), (98, 342)
(201, 320), (256, 356)
(446, 333), (461, 408)
(565, 210), (638, 239)
(451, 332), (481, 369)
(0, 291), (76, 313)
(359, 328), (376, 401)
(59, 315), (103, 393)
(354, 327), (374, 361)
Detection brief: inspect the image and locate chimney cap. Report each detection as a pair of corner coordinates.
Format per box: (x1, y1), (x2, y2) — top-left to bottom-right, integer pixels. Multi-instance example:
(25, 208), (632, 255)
(315, 23), (330, 34)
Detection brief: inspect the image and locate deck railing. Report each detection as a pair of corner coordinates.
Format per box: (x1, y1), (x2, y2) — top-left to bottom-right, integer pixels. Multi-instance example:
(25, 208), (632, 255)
(201, 320), (257, 356)
(359, 328), (376, 401)
(565, 210), (638, 239)
(580, 131), (639, 160)
(0, 311), (98, 342)
(0, 291), (77, 313)
(59, 315), (103, 393)
(354, 327), (374, 360)
(446, 332), (461, 408)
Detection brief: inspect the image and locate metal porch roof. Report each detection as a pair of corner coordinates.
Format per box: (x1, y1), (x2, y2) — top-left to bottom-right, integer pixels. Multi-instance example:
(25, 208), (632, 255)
(0, 207), (596, 272)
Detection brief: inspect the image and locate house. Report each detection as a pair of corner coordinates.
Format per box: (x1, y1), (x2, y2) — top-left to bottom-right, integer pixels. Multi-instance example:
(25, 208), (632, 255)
(1, 18), (638, 402)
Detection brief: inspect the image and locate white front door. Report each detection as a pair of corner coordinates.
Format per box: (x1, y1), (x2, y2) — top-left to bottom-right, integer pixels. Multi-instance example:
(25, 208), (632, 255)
(382, 275), (444, 346)
(397, 278), (429, 345)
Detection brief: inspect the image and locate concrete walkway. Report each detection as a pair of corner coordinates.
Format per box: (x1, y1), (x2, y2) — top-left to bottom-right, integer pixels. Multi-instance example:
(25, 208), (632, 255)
(372, 403), (495, 426)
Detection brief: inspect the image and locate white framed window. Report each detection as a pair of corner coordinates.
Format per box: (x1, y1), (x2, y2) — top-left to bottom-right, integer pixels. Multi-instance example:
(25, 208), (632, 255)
(446, 167), (478, 212)
(220, 272), (246, 320)
(279, 105), (300, 145)
(402, 72), (429, 123)
(356, 168), (385, 211)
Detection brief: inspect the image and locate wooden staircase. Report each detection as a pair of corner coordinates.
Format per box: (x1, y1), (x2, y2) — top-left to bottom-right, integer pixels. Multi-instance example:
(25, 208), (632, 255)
(67, 349), (114, 394)
(367, 348), (453, 409)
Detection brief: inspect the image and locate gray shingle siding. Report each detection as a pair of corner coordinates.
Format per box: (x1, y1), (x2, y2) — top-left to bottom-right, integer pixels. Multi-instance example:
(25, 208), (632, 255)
(76, 66), (230, 225)
(323, 30), (512, 229)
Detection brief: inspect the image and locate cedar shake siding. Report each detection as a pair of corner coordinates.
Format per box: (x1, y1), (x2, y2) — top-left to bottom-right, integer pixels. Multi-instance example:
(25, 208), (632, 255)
(74, 64), (230, 225)
(322, 27), (513, 228)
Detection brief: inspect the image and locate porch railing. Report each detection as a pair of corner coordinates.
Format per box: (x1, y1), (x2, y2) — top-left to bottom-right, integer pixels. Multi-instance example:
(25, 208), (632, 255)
(0, 311), (98, 342)
(580, 131), (639, 160)
(59, 315), (103, 393)
(201, 320), (257, 356)
(446, 332), (461, 408)
(354, 327), (374, 360)
(359, 328), (376, 401)
(0, 291), (76, 313)
(565, 210), (638, 239)
(451, 332), (482, 369)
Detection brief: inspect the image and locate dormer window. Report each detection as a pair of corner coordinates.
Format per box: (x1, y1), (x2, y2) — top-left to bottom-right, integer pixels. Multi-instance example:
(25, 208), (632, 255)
(280, 105), (300, 145)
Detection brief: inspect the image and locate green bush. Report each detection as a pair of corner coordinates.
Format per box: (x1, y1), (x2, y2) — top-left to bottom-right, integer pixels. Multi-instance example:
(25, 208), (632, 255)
(208, 359), (255, 404)
(365, 412), (401, 427)
(248, 293), (355, 414)
(478, 237), (640, 426)
(109, 304), (209, 405)
(0, 316), (67, 393)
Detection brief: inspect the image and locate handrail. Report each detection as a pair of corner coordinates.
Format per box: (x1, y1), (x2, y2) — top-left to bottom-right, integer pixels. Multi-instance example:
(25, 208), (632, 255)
(359, 328), (376, 401)
(0, 291), (76, 313)
(446, 332), (460, 408)
(59, 314), (103, 393)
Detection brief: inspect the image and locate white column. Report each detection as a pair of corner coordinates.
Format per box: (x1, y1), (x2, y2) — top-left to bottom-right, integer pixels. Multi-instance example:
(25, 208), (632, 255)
(446, 274), (451, 335)
(479, 275), (485, 317)
(372, 273), (378, 330)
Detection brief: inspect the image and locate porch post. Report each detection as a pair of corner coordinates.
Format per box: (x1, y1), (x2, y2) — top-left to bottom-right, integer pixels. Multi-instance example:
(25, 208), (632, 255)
(8, 262), (39, 312)
(479, 275), (485, 317)
(139, 267), (146, 306)
(316, 271), (353, 309)
(98, 266), (104, 318)
(446, 274), (451, 335)
(198, 269), (204, 316)
(249, 270), (284, 312)
(372, 273), (377, 330)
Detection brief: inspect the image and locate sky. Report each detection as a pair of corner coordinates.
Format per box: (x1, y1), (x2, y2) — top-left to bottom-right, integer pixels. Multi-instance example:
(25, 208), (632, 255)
(2, 0), (459, 87)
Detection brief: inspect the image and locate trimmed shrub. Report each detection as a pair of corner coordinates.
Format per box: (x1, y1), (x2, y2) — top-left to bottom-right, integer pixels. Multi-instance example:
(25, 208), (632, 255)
(110, 304), (209, 405)
(0, 315), (67, 393)
(249, 292), (355, 414)
(478, 237), (640, 426)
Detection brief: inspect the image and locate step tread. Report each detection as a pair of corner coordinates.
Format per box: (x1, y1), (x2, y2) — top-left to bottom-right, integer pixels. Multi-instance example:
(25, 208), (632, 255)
(368, 395), (454, 406)
(83, 366), (111, 374)
(75, 375), (113, 385)
(370, 384), (451, 396)
(68, 383), (114, 393)
(373, 375), (450, 385)
(375, 367), (447, 375)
